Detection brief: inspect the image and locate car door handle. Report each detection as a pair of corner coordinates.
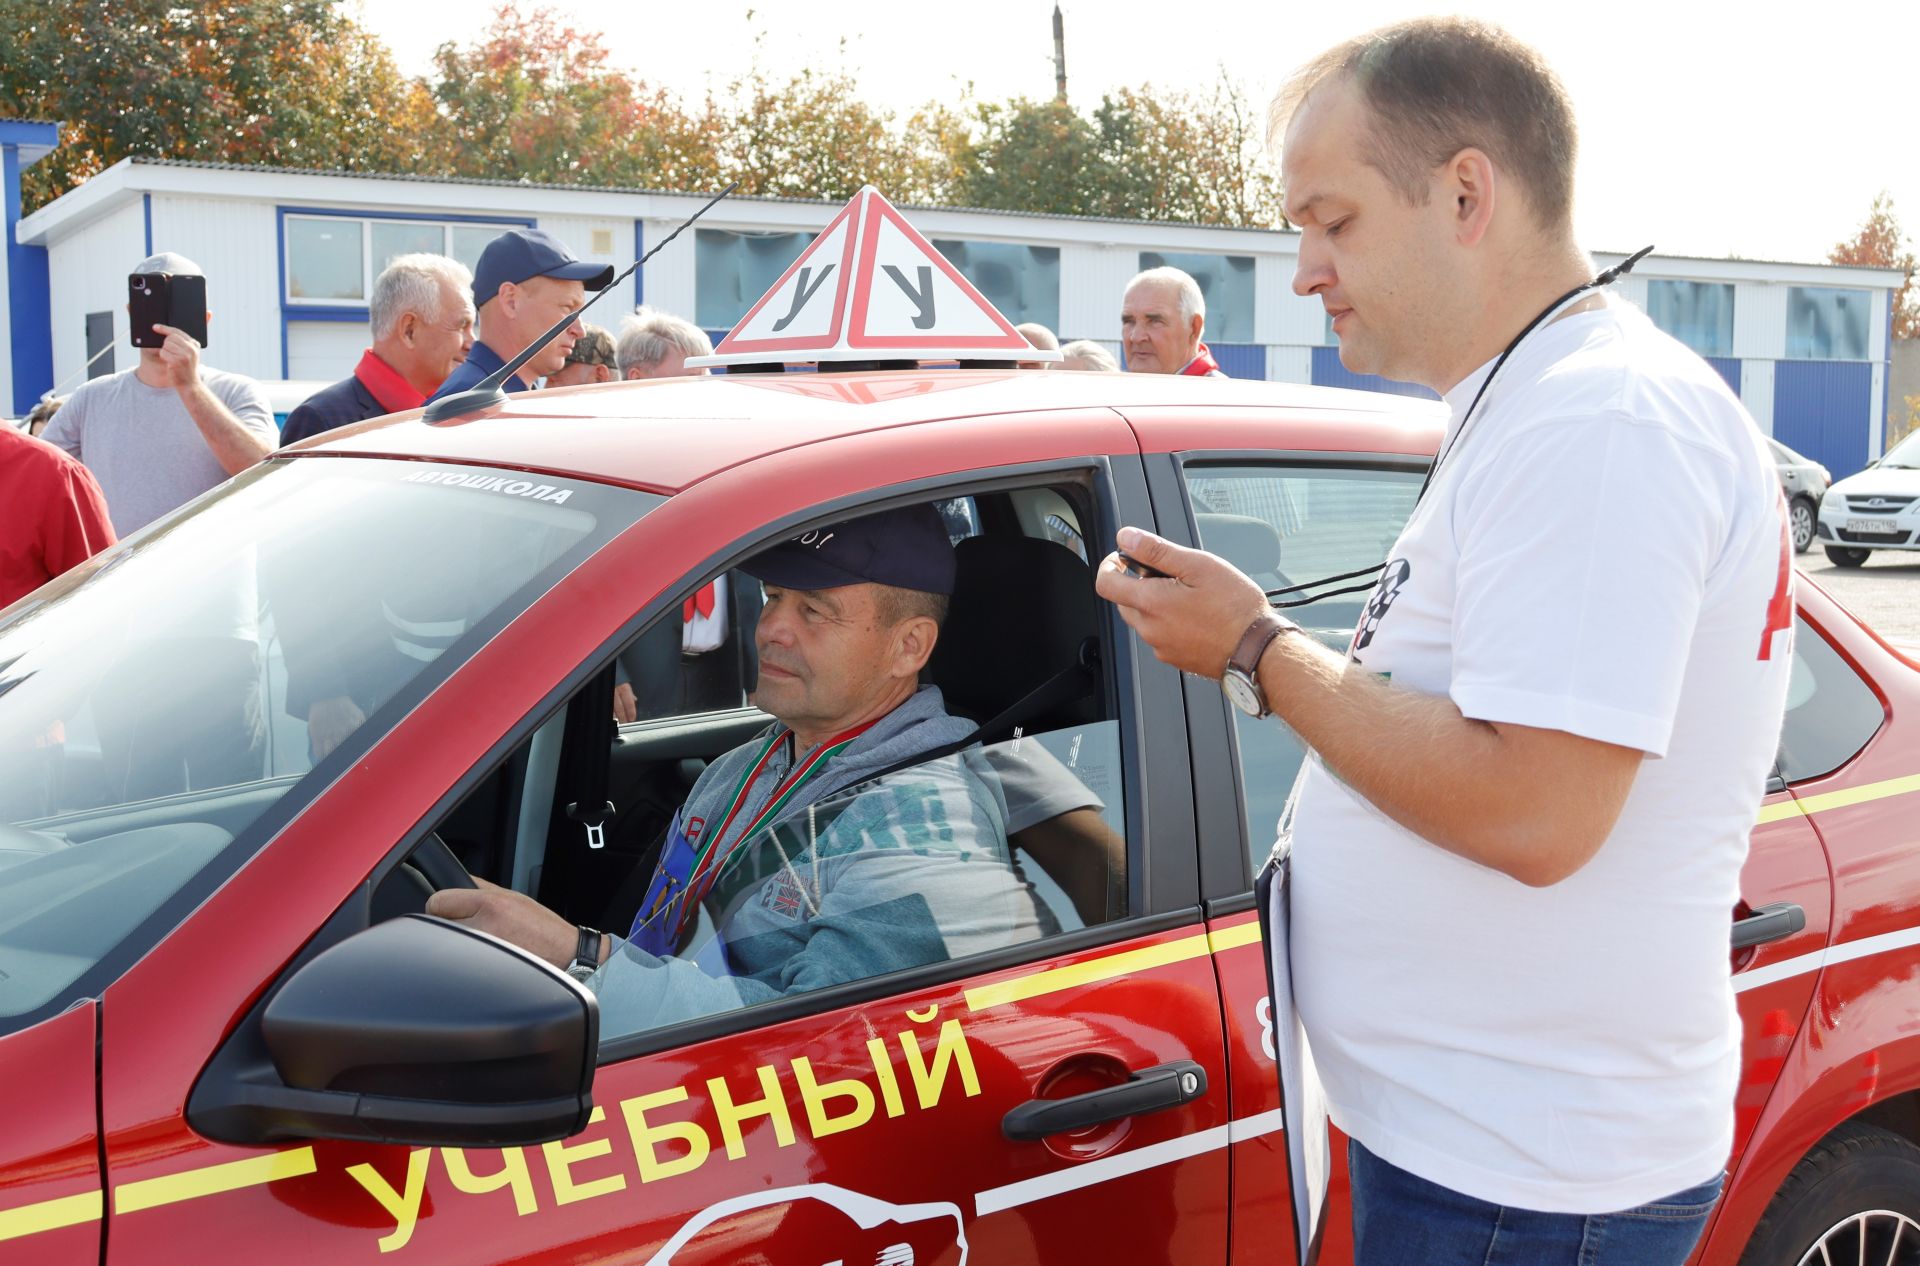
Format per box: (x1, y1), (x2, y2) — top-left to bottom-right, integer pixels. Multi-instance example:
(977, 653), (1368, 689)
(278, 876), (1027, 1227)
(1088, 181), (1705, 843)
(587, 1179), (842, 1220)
(1733, 902), (1807, 950)
(1002, 1060), (1208, 1142)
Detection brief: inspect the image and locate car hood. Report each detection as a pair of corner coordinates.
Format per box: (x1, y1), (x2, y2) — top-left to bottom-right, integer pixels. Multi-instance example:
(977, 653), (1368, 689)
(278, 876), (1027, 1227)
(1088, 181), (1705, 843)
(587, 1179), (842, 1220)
(1828, 467), (1920, 500)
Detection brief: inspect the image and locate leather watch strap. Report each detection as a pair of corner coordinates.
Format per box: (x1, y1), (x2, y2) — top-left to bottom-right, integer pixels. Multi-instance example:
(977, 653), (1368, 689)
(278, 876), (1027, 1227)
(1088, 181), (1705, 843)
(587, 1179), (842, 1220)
(573, 925), (603, 972)
(1228, 611), (1291, 679)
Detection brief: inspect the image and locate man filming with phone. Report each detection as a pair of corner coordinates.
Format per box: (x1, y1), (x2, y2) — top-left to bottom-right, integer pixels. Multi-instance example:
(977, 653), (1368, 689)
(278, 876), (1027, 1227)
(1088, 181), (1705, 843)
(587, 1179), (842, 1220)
(44, 252), (275, 537)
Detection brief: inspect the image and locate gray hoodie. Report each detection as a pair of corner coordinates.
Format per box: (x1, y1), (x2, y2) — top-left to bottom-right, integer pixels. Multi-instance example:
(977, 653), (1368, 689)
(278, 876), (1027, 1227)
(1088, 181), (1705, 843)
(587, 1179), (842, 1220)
(589, 686), (1048, 1038)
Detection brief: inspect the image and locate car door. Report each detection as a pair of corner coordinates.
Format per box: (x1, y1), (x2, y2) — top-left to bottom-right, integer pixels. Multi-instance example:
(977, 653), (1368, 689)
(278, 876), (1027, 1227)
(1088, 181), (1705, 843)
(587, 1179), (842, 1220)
(95, 424), (1233, 1264)
(0, 1002), (100, 1263)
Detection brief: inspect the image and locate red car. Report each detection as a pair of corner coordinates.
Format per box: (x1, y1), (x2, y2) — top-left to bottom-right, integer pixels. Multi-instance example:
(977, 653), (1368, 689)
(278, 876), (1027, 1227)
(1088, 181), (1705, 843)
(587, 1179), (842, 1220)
(0, 369), (1912, 1265)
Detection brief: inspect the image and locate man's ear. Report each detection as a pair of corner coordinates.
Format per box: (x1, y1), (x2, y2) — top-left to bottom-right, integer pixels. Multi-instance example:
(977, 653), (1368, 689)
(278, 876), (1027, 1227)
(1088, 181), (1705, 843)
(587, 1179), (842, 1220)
(1446, 148), (1497, 248)
(397, 311), (420, 347)
(1189, 313), (1205, 347)
(895, 616), (940, 680)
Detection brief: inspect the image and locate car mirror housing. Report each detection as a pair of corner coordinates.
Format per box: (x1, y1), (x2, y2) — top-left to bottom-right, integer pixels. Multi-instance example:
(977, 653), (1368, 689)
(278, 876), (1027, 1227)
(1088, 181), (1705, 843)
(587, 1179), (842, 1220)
(189, 914), (597, 1148)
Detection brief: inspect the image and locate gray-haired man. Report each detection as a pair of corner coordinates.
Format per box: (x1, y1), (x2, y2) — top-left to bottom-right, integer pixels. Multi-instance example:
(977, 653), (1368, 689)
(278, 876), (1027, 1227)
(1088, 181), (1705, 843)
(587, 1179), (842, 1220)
(1120, 265), (1224, 377)
(282, 253), (476, 444)
(616, 307), (713, 379)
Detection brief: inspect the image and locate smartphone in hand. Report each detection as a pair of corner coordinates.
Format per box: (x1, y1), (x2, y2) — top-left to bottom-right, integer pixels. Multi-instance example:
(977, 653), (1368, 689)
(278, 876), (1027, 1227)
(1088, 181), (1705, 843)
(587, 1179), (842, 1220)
(1114, 551), (1170, 580)
(129, 273), (209, 349)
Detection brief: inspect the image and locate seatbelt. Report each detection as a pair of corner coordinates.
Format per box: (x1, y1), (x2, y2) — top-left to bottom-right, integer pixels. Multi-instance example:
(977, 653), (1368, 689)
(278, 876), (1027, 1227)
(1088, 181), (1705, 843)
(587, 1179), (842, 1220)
(564, 665), (618, 849)
(858, 637), (1101, 788)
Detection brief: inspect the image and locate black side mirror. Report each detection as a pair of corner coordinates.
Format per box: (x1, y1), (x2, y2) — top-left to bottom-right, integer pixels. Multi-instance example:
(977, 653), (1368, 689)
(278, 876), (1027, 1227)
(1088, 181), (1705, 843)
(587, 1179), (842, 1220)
(190, 914), (597, 1147)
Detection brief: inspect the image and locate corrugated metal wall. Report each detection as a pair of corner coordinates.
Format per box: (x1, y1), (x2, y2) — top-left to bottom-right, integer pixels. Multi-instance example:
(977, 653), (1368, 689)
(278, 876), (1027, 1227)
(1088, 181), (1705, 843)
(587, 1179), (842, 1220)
(47, 199), (145, 389)
(1775, 360), (1875, 477)
(1211, 343), (1265, 379)
(150, 195), (281, 380)
(1704, 356), (1742, 396)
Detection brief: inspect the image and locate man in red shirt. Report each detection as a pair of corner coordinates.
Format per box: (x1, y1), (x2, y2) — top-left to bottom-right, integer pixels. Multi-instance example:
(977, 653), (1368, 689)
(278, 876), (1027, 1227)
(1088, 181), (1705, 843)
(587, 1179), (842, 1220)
(280, 254), (476, 444)
(1120, 265), (1226, 376)
(0, 422), (116, 607)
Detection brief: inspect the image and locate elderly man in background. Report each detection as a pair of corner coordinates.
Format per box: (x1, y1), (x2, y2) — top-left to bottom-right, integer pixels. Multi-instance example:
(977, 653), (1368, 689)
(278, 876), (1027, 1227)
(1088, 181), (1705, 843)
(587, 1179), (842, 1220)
(616, 307), (713, 380)
(548, 324), (618, 388)
(1060, 340), (1120, 372)
(281, 254), (476, 443)
(428, 229), (613, 403)
(44, 252), (275, 537)
(1016, 322), (1059, 370)
(1121, 265), (1224, 377)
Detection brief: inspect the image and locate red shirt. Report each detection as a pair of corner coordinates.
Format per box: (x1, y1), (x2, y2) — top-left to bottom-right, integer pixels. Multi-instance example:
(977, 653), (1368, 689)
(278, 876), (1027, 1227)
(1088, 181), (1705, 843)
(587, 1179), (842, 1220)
(1179, 344), (1225, 377)
(0, 425), (116, 607)
(354, 349), (426, 414)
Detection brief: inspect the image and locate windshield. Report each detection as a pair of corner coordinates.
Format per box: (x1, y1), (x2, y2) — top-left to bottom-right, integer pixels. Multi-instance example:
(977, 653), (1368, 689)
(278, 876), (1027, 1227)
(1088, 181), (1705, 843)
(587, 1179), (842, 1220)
(0, 458), (657, 1030)
(1880, 431), (1920, 469)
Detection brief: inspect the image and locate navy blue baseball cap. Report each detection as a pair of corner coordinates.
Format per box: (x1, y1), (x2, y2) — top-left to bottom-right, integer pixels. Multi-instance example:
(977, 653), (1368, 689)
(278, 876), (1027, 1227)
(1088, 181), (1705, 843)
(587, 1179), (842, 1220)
(744, 506), (956, 596)
(471, 229), (615, 306)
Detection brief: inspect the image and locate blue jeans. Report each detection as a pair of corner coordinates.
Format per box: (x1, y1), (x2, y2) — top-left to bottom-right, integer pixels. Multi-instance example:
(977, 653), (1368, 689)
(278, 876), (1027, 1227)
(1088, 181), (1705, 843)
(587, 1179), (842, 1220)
(1347, 1138), (1722, 1266)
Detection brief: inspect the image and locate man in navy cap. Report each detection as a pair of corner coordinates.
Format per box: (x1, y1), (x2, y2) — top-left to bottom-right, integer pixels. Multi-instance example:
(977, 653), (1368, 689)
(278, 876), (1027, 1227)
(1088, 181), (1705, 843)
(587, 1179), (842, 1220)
(431, 505), (1048, 1036)
(426, 229), (615, 403)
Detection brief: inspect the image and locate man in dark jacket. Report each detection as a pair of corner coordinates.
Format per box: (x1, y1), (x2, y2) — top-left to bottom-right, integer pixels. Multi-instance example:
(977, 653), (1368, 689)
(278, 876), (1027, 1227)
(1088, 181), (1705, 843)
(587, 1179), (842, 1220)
(426, 229), (613, 403)
(281, 254), (476, 444)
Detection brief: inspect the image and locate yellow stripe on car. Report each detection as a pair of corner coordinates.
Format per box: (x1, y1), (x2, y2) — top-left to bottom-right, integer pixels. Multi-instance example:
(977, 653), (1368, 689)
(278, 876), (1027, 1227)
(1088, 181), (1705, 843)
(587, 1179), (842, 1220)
(0, 1189), (103, 1243)
(114, 1146), (317, 1214)
(1757, 772), (1920, 824)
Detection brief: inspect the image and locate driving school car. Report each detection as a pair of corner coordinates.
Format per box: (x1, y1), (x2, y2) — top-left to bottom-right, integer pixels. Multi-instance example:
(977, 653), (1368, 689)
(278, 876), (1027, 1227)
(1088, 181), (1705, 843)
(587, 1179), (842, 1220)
(1, 367), (1917, 1266)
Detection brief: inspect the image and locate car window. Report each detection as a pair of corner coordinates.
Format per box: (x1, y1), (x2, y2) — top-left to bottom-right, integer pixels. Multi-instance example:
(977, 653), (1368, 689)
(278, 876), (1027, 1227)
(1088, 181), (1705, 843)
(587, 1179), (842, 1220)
(0, 458), (655, 1030)
(1185, 461), (1423, 860)
(454, 485), (1132, 1050)
(1778, 615), (1883, 783)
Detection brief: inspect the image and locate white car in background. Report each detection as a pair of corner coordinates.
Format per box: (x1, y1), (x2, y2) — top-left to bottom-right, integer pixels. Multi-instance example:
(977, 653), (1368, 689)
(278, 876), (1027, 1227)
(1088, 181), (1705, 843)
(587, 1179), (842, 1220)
(1816, 429), (1920, 567)
(1771, 437), (1829, 555)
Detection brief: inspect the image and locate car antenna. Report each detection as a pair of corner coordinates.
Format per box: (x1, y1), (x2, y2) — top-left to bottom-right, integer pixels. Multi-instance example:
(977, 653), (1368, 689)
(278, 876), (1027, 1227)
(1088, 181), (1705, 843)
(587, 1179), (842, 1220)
(424, 180), (741, 424)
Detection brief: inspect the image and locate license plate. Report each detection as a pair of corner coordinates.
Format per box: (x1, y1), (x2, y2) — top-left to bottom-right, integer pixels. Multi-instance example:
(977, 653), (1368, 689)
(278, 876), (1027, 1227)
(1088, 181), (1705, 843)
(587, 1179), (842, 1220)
(1846, 518), (1903, 535)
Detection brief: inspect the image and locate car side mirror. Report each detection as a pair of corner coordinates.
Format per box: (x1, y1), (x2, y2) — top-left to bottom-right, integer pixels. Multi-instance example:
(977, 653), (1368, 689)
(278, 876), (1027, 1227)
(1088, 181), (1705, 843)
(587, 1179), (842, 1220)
(189, 914), (597, 1147)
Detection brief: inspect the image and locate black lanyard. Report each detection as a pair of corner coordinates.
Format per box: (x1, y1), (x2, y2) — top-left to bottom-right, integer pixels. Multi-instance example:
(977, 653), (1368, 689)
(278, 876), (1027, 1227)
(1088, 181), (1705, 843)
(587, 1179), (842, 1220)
(1265, 245), (1655, 610)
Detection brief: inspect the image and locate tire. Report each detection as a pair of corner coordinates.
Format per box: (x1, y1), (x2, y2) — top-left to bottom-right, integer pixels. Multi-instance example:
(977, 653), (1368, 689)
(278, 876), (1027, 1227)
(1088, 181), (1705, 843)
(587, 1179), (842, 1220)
(1737, 1121), (1920, 1266)
(1790, 497), (1816, 554)
(1825, 545), (1872, 568)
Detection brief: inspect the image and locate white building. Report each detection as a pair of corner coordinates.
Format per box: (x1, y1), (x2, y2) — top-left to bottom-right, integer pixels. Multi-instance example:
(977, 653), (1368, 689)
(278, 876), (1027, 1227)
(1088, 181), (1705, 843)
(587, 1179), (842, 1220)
(11, 155), (1905, 476)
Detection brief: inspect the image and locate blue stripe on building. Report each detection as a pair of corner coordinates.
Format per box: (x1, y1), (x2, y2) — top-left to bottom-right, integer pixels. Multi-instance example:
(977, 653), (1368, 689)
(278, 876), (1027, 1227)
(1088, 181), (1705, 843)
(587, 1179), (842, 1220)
(1776, 360), (1874, 479)
(1209, 343), (1264, 379)
(1704, 356), (1741, 396)
(2, 121), (60, 414)
(1309, 346), (1438, 400)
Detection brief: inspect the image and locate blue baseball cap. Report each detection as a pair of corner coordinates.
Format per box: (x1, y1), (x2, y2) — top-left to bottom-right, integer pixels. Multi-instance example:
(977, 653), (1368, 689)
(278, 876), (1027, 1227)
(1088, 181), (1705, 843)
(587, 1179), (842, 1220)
(471, 229), (614, 306)
(744, 506), (956, 596)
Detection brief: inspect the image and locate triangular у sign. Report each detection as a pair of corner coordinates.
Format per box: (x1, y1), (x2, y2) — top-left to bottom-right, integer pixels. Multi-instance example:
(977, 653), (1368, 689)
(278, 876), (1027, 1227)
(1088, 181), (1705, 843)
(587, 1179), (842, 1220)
(687, 186), (1061, 368)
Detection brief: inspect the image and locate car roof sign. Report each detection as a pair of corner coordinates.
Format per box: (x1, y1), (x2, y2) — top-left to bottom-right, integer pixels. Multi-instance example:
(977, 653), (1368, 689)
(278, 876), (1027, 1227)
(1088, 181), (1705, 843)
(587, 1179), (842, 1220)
(687, 185), (1063, 369)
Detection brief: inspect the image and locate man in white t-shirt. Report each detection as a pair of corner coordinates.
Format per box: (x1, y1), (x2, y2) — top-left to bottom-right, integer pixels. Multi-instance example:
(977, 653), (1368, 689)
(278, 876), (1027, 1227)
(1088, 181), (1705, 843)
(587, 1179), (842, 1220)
(1096, 18), (1791, 1265)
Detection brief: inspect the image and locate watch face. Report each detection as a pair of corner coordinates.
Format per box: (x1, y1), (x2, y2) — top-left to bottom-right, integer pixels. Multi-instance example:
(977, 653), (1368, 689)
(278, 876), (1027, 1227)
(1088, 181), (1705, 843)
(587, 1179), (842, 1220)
(1222, 671), (1263, 717)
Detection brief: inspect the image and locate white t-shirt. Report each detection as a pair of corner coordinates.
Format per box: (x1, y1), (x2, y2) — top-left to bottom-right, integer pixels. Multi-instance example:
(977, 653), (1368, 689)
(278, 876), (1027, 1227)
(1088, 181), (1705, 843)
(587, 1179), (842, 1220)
(1289, 298), (1793, 1213)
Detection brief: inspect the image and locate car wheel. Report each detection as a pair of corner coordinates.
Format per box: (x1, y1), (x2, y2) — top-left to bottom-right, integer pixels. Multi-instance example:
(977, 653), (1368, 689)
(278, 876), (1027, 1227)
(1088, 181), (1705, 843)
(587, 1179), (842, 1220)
(1737, 1122), (1920, 1266)
(1790, 497), (1816, 554)
(1825, 545), (1872, 568)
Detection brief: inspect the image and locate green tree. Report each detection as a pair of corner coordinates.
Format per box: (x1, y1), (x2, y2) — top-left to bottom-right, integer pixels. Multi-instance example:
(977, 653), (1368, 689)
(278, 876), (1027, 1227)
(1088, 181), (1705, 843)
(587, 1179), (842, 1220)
(0, 0), (437, 211)
(965, 98), (1115, 217)
(1831, 192), (1918, 340)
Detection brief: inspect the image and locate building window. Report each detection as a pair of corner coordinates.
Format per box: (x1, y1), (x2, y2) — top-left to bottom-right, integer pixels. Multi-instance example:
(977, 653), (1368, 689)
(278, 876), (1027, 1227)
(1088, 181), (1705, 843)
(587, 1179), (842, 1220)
(283, 213), (525, 307)
(696, 228), (813, 330)
(931, 239), (1060, 331)
(1646, 279), (1734, 357)
(1139, 251), (1256, 342)
(1786, 287), (1871, 360)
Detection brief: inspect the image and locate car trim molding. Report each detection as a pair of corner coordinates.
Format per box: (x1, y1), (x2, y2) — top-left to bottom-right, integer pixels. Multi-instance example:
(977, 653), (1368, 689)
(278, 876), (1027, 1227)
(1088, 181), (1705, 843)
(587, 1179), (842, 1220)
(112, 1146), (317, 1214)
(964, 922), (1263, 1013)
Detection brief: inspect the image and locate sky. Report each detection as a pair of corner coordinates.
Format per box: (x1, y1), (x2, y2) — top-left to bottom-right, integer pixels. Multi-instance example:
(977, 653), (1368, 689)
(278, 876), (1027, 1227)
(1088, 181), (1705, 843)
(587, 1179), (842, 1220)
(354, 0), (1918, 267)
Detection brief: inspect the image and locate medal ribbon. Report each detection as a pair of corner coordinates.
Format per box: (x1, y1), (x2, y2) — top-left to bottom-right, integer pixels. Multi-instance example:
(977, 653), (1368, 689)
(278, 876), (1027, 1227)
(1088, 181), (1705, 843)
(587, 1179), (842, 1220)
(670, 717), (880, 937)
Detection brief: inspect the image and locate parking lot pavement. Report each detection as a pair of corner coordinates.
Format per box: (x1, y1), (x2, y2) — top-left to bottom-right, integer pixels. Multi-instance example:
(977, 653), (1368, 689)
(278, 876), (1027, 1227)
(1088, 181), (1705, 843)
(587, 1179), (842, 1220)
(1801, 549), (1920, 649)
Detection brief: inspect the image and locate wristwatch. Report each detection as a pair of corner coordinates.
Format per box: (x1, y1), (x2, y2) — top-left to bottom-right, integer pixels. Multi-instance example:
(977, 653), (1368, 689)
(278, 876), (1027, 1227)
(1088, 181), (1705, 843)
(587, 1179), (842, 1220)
(1221, 611), (1296, 719)
(565, 926), (604, 983)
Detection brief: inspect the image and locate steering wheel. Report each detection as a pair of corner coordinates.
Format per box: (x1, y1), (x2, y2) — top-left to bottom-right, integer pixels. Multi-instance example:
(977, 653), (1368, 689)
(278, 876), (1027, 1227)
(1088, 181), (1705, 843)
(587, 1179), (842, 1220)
(409, 830), (477, 891)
